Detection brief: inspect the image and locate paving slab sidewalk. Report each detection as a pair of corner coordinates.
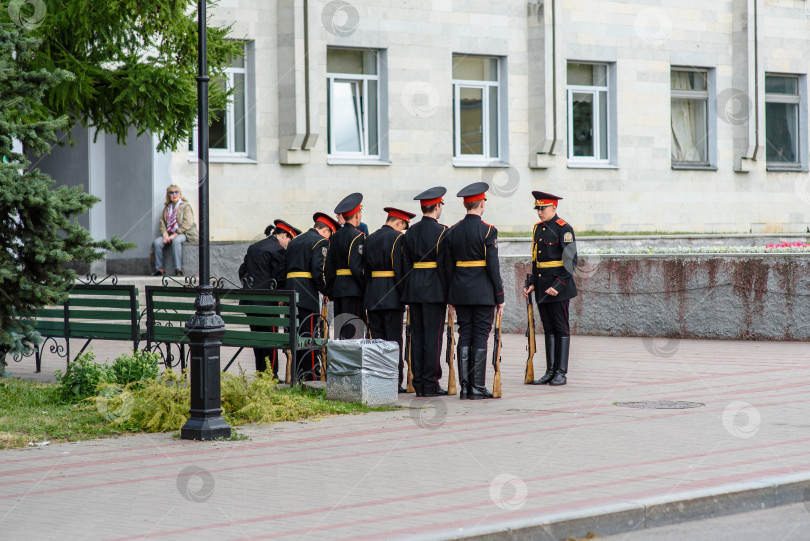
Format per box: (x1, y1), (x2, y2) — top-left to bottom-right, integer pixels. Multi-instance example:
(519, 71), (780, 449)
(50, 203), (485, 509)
(2, 335), (810, 540)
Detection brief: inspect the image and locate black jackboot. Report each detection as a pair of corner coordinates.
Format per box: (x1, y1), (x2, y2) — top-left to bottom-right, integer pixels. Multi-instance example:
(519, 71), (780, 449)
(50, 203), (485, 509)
(469, 349), (493, 399)
(457, 346), (471, 399)
(550, 336), (569, 386)
(531, 334), (556, 385)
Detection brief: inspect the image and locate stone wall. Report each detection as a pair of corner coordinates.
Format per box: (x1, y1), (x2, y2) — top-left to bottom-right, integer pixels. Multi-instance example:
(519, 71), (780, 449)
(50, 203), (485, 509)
(501, 254), (810, 341)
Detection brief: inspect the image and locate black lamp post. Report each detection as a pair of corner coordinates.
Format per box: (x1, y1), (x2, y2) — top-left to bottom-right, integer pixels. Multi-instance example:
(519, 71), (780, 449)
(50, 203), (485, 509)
(180, 0), (231, 440)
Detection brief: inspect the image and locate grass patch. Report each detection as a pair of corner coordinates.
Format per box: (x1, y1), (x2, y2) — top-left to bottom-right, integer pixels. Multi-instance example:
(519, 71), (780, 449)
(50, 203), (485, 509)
(0, 372), (397, 450)
(0, 378), (125, 449)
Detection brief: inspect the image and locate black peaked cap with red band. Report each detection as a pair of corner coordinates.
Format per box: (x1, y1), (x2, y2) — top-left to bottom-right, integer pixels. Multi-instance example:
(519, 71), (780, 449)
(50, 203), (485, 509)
(273, 219), (302, 238)
(384, 207), (417, 229)
(334, 193), (363, 218)
(413, 186), (446, 206)
(456, 182), (489, 203)
(532, 191), (563, 209)
(312, 212), (340, 233)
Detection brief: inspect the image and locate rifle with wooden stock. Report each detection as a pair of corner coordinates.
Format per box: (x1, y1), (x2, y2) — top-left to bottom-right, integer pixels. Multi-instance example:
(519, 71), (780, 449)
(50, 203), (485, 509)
(405, 307), (415, 392)
(492, 312), (502, 398)
(320, 298), (329, 381)
(284, 349), (292, 384)
(524, 273), (536, 384)
(446, 311), (457, 395)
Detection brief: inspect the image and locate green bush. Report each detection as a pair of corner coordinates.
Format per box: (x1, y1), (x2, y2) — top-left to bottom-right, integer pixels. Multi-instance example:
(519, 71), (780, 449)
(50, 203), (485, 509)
(110, 350), (161, 386)
(55, 351), (112, 401)
(90, 369), (190, 432)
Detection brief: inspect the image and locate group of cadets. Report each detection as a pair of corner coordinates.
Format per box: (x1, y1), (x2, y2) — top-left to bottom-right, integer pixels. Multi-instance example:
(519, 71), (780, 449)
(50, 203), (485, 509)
(238, 183), (578, 396)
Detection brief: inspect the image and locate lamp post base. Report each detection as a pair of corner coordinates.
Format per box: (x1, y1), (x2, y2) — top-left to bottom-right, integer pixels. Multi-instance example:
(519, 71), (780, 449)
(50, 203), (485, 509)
(180, 284), (231, 441)
(180, 414), (231, 440)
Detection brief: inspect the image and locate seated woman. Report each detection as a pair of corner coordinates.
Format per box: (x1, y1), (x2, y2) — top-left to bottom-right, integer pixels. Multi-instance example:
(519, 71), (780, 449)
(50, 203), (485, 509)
(152, 185), (199, 276)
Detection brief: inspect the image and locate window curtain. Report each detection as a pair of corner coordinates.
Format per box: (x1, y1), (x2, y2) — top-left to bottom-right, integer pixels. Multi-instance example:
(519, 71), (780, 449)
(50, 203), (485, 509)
(671, 72), (701, 162)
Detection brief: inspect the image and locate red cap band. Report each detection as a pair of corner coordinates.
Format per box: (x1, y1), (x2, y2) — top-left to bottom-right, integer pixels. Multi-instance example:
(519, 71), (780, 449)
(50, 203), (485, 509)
(463, 193), (487, 203)
(387, 210), (412, 222)
(342, 204), (362, 218)
(420, 197), (443, 206)
(316, 216), (337, 232)
(276, 223), (296, 238)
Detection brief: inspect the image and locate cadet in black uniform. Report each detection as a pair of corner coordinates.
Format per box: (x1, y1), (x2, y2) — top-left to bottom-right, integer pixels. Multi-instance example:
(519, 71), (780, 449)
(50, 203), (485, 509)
(238, 219), (301, 376)
(285, 212), (340, 381)
(401, 187), (450, 397)
(364, 207), (415, 392)
(325, 193), (366, 339)
(523, 191), (578, 386)
(444, 182), (505, 399)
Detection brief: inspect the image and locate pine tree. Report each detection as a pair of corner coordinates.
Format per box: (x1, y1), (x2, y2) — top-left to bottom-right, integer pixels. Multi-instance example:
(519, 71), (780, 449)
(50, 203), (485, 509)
(0, 24), (130, 375)
(1, 0), (243, 152)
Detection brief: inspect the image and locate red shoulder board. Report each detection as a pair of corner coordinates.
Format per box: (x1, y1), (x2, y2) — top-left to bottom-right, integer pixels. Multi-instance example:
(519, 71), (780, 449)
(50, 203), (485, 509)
(556, 218), (567, 226)
(535, 221), (543, 226)
(482, 220), (493, 227)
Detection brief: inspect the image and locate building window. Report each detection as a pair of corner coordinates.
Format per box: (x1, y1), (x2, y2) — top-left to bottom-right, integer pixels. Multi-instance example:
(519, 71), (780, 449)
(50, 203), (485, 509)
(567, 63), (610, 163)
(327, 48), (380, 159)
(670, 68), (710, 166)
(452, 55), (506, 165)
(190, 42), (254, 161)
(766, 75), (801, 168)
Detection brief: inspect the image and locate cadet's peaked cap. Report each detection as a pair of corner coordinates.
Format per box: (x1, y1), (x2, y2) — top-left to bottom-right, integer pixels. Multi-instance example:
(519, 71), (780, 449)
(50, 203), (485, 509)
(456, 182), (489, 203)
(413, 187), (446, 206)
(384, 207), (416, 229)
(273, 219), (302, 238)
(532, 191), (563, 209)
(312, 212), (340, 233)
(334, 193), (363, 217)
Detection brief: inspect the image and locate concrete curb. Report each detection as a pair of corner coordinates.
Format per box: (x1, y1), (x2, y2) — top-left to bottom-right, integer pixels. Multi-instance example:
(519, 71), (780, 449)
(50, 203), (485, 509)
(422, 472), (810, 540)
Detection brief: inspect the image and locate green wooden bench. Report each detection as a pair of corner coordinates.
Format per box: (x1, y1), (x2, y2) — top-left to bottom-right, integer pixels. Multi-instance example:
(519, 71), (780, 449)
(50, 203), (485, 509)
(21, 283), (142, 372)
(144, 285), (327, 383)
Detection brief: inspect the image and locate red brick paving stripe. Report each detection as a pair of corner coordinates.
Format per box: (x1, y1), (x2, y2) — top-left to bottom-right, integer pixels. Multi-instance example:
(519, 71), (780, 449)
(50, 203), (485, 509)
(2, 392), (808, 489)
(165, 457), (810, 541)
(3, 367), (805, 479)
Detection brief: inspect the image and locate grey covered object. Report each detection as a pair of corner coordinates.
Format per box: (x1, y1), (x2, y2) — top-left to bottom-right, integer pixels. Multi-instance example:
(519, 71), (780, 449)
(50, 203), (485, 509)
(326, 339), (399, 406)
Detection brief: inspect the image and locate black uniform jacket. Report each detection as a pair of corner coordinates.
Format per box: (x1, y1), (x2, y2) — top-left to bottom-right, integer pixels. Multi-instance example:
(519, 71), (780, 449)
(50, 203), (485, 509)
(532, 214), (578, 303)
(444, 214), (504, 306)
(400, 216), (448, 304)
(325, 224), (365, 298)
(362, 225), (405, 312)
(284, 228), (329, 313)
(238, 235), (286, 290)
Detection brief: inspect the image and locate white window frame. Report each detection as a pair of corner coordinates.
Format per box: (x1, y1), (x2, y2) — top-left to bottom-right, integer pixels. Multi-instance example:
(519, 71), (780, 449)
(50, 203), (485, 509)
(327, 51), (381, 160)
(765, 73), (806, 171)
(190, 42), (253, 162)
(670, 67), (712, 169)
(566, 63), (610, 165)
(452, 55), (506, 167)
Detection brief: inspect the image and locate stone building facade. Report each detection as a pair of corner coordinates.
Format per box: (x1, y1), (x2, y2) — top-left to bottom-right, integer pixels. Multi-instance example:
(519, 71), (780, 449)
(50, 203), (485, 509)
(39, 0), (810, 271)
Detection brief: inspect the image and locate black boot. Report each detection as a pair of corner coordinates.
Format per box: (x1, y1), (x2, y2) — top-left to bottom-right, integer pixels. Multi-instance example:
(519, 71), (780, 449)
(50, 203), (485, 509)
(550, 336), (569, 386)
(531, 334), (556, 385)
(457, 346), (471, 399)
(469, 349), (493, 399)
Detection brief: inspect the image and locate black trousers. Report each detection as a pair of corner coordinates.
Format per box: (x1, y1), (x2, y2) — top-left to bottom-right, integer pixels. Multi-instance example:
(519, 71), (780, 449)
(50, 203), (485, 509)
(334, 296), (365, 339)
(250, 323), (279, 377)
(536, 300), (570, 336)
(455, 305), (495, 350)
(409, 303), (446, 393)
(368, 309), (405, 386)
(295, 307), (319, 381)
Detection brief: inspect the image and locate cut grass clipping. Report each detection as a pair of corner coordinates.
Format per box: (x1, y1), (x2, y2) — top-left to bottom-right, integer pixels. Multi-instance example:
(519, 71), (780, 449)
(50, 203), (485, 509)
(1, 369), (394, 449)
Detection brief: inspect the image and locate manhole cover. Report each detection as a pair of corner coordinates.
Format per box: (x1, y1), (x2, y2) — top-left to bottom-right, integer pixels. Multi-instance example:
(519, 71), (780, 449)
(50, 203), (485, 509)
(615, 401), (704, 409)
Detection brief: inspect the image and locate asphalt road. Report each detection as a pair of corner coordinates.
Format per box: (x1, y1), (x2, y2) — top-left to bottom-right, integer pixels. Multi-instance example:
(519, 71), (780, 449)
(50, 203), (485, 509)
(598, 503), (810, 541)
